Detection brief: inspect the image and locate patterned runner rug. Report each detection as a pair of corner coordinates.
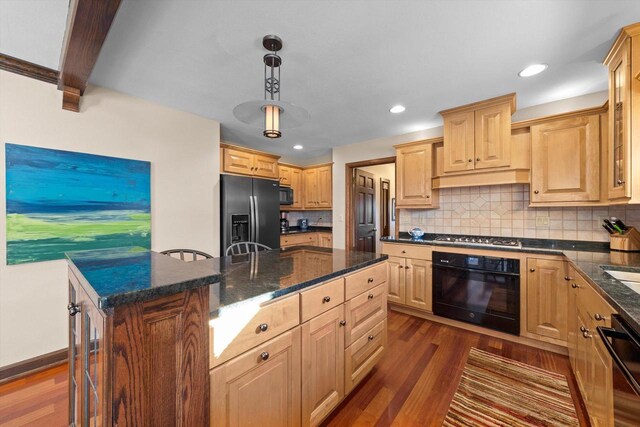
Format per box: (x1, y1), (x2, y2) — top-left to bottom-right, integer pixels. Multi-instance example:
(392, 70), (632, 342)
(443, 347), (580, 427)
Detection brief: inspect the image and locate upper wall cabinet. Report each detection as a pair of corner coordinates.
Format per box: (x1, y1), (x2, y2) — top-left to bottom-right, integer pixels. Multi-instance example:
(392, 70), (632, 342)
(440, 93), (515, 173)
(395, 140), (438, 208)
(303, 164), (332, 209)
(530, 114), (601, 204)
(221, 144), (279, 179)
(604, 23), (640, 203)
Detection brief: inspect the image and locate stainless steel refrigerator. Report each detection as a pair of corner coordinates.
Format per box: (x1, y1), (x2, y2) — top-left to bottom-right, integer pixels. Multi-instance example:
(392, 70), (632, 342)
(220, 174), (280, 254)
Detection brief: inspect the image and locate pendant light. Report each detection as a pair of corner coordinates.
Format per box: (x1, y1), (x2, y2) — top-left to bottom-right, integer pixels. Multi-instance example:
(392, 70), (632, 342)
(233, 35), (309, 139)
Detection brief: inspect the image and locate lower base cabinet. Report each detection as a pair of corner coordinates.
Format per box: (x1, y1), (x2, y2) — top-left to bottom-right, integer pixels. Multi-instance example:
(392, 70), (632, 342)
(344, 319), (387, 394)
(210, 328), (302, 427)
(382, 243), (433, 312)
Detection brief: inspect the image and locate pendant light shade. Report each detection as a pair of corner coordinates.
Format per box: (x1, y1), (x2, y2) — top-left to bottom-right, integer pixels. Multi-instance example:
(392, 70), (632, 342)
(233, 35), (309, 139)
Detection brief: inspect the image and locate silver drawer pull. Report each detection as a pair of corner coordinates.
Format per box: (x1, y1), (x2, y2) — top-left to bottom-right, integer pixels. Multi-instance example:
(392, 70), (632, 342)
(258, 323), (269, 333)
(260, 351), (269, 361)
(323, 296), (331, 303)
(368, 294), (374, 300)
(367, 277), (374, 283)
(368, 335), (374, 341)
(339, 320), (346, 326)
(594, 313), (605, 321)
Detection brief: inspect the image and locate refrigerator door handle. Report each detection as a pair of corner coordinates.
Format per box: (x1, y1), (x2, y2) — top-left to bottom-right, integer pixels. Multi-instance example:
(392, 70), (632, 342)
(249, 196), (255, 242)
(254, 195), (260, 242)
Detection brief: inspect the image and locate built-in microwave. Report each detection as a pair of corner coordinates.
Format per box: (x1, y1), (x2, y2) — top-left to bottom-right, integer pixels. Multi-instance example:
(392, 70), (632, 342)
(279, 186), (294, 205)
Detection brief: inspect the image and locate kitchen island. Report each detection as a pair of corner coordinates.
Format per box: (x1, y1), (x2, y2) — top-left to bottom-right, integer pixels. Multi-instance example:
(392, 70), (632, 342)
(66, 246), (388, 426)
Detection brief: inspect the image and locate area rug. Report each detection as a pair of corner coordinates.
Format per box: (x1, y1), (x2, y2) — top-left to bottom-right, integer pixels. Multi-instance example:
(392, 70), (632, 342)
(443, 347), (580, 427)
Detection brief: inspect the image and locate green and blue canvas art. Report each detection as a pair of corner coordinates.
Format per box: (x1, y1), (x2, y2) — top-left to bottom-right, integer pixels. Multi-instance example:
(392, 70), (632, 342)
(5, 143), (151, 265)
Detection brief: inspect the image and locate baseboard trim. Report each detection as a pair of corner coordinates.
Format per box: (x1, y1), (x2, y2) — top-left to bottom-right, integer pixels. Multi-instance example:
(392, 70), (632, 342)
(0, 348), (67, 384)
(388, 304), (568, 356)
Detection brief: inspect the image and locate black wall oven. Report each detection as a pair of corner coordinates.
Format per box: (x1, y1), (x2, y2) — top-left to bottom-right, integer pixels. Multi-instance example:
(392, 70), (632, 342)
(432, 251), (520, 335)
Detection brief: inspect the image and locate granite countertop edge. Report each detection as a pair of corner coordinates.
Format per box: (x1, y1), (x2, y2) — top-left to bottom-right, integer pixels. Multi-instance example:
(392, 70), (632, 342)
(280, 226), (333, 235)
(211, 254), (388, 318)
(381, 236), (640, 334)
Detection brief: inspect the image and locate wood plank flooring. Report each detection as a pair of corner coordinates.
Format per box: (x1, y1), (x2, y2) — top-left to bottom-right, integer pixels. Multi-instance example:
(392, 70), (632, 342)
(0, 310), (589, 426)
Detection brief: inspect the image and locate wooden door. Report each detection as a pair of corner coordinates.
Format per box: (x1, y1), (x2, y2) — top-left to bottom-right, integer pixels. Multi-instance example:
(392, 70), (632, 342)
(396, 144), (433, 206)
(354, 169), (376, 252)
(608, 39), (631, 200)
(526, 258), (569, 342)
(589, 337), (614, 427)
(474, 102), (511, 169)
(386, 256), (406, 305)
(443, 110), (475, 172)
(210, 327), (301, 427)
(303, 168), (319, 208)
(223, 147), (255, 176)
(316, 166), (332, 208)
(405, 259), (432, 312)
(301, 306), (345, 427)
(279, 165), (292, 186)
(290, 167), (303, 209)
(380, 179), (391, 237)
(253, 154), (279, 179)
(530, 115), (600, 203)
(574, 303), (591, 402)
(567, 268), (579, 370)
(318, 233), (332, 248)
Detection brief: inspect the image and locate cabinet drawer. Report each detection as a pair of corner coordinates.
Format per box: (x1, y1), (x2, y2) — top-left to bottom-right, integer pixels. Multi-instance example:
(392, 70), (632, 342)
(345, 262), (388, 300)
(344, 283), (387, 347)
(281, 233), (318, 247)
(578, 275), (616, 328)
(300, 278), (345, 323)
(344, 319), (387, 394)
(210, 294), (300, 368)
(381, 243), (432, 260)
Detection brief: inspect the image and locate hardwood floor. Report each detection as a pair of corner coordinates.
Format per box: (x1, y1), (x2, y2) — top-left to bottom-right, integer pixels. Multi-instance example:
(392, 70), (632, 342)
(0, 310), (589, 427)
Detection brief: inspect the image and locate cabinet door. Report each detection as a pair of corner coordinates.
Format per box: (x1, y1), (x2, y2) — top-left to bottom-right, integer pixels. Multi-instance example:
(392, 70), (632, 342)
(396, 144), (433, 206)
(530, 115), (600, 203)
(316, 166), (332, 208)
(589, 337), (614, 427)
(210, 327), (301, 427)
(575, 304), (591, 404)
(608, 39), (632, 200)
(301, 306), (345, 427)
(405, 259), (431, 312)
(443, 110), (475, 172)
(474, 103), (511, 169)
(253, 154), (279, 179)
(386, 256), (406, 305)
(290, 167), (303, 209)
(303, 168), (319, 208)
(68, 276), (83, 426)
(223, 147), (255, 176)
(526, 258), (569, 342)
(279, 165), (292, 186)
(567, 269), (580, 370)
(318, 233), (332, 248)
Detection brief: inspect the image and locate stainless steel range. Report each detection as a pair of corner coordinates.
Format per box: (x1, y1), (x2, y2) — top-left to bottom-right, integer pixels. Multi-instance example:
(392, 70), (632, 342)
(433, 235), (522, 249)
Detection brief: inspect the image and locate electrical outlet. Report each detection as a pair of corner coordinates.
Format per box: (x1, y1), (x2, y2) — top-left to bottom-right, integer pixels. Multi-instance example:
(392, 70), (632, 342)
(536, 216), (549, 227)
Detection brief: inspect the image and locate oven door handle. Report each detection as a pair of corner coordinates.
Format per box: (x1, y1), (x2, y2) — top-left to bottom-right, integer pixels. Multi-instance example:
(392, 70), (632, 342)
(432, 263), (520, 277)
(597, 326), (640, 395)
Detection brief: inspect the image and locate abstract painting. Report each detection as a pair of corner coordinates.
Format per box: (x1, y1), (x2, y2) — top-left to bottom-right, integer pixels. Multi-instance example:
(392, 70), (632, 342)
(5, 143), (151, 265)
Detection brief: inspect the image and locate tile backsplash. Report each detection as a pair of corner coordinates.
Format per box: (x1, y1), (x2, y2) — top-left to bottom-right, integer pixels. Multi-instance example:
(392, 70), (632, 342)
(284, 210), (333, 227)
(399, 184), (640, 242)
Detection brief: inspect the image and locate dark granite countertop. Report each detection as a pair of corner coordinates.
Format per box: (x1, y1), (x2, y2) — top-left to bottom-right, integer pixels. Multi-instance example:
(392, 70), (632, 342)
(381, 234), (640, 333)
(66, 247), (222, 309)
(280, 226), (332, 235)
(202, 246), (387, 318)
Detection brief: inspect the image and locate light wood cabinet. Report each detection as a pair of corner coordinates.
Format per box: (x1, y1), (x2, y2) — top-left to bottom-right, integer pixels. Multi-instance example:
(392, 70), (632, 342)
(303, 168), (318, 208)
(530, 115), (601, 204)
(301, 306), (345, 427)
(280, 232), (332, 249)
(395, 142), (437, 208)
(344, 283), (387, 347)
(303, 165), (332, 209)
(526, 258), (569, 343)
(344, 319), (387, 394)
(318, 232), (332, 248)
(440, 93), (515, 174)
(221, 144), (280, 179)
(290, 167), (303, 209)
(279, 164), (292, 186)
(381, 243), (433, 312)
(210, 327), (302, 427)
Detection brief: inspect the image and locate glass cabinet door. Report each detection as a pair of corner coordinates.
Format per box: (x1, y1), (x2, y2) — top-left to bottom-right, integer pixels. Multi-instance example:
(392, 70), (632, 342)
(68, 282), (82, 426)
(83, 306), (104, 427)
(609, 39), (631, 200)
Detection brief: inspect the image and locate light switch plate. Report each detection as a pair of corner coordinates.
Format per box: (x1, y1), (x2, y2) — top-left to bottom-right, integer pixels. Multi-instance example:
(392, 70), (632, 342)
(536, 216), (550, 227)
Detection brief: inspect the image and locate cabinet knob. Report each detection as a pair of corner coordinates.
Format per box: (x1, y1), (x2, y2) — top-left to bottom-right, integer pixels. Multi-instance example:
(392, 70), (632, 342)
(529, 268), (535, 272)
(468, 159), (473, 163)
(398, 265), (404, 269)
(401, 250), (406, 254)
(582, 331), (592, 339)
(323, 296), (331, 303)
(580, 326), (588, 333)
(368, 335), (374, 341)
(426, 195), (430, 198)
(368, 293), (374, 300)
(476, 158), (480, 162)
(405, 266), (410, 269)
(367, 277), (374, 283)
(533, 190), (539, 194)
(617, 179), (625, 185)
(260, 351), (270, 361)
(258, 323), (269, 332)
(67, 302), (80, 316)
(564, 276), (574, 281)
(594, 313), (605, 321)
(571, 283), (580, 289)
(339, 320), (346, 326)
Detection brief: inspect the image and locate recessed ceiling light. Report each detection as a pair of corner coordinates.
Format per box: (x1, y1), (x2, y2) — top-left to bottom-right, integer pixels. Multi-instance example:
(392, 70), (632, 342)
(293, 144), (303, 150)
(518, 64), (548, 77)
(389, 105), (406, 114)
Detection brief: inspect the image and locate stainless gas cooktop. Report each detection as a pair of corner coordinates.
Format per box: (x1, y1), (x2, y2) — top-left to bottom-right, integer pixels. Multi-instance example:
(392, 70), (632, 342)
(433, 235), (522, 249)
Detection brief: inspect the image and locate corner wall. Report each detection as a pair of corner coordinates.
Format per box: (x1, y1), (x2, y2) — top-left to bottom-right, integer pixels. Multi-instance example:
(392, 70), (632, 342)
(0, 71), (221, 366)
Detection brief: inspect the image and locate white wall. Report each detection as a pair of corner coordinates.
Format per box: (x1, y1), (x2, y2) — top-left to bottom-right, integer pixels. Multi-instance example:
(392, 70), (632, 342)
(0, 71), (221, 366)
(359, 163), (396, 252)
(332, 91), (609, 249)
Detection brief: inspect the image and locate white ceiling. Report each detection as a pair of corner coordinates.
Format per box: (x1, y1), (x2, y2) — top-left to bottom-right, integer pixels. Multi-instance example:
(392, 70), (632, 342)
(2, 1), (640, 159)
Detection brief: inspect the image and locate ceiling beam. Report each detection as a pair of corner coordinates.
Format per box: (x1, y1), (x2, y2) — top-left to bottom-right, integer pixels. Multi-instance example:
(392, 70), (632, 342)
(58, 0), (122, 112)
(0, 53), (59, 85)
